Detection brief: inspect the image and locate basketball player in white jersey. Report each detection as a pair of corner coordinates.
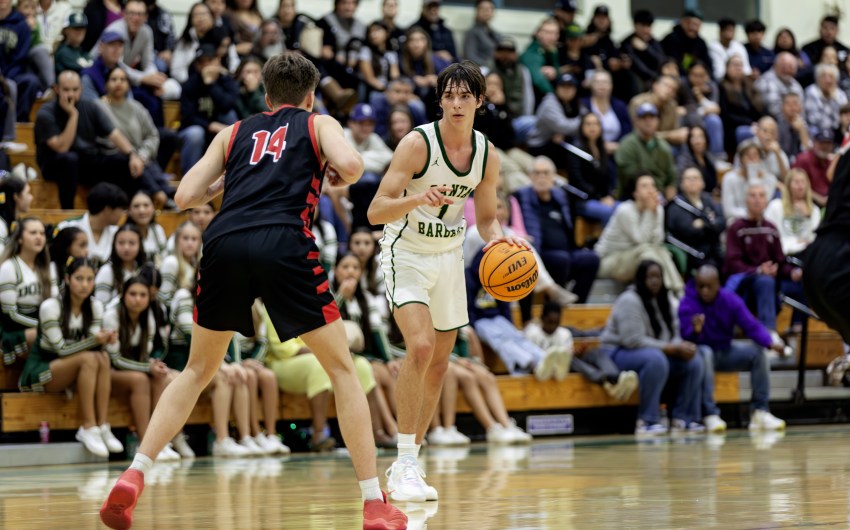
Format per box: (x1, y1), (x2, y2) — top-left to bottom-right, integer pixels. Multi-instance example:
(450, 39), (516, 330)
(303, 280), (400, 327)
(368, 61), (527, 502)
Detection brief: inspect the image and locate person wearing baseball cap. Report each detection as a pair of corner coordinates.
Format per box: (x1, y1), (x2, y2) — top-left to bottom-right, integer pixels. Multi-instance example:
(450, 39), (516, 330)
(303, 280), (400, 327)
(791, 127), (835, 205)
(80, 30), (126, 99)
(344, 103), (392, 230)
(615, 101), (677, 200)
(553, 0), (578, 30)
(526, 71), (581, 168)
(660, 8), (714, 74)
(55, 13), (94, 76)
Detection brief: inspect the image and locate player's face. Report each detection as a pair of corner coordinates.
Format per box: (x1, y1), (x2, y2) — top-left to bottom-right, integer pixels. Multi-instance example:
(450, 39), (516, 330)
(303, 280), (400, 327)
(123, 283), (150, 314)
(129, 193), (155, 226)
(349, 233), (375, 262)
(70, 232), (89, 259)
(178, 227), (202, 260)
(335, 255), (362, 283)
(440, 82), (482, 124)
(115, 231), (140, 265)
(67, 266), (96, 300)
(19, 221), (46, 255)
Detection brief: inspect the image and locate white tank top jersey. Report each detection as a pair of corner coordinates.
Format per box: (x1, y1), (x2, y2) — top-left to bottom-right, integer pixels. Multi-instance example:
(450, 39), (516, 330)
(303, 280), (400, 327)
(381, 121), (488, 254)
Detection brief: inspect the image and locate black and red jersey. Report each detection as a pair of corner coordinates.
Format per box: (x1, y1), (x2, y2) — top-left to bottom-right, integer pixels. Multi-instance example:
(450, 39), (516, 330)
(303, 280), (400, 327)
(203, 105), (325, 244)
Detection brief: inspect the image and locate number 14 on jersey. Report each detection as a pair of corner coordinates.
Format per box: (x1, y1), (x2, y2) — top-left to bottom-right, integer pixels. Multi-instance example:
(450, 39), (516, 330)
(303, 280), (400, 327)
(250, 126), (288, 165)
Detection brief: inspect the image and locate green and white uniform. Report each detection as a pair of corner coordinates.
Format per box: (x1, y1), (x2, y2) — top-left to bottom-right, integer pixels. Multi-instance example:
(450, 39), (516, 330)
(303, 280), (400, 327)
(0, 257), (59, 364)
(380, 121), (488, 331)
(19, 297), (104, 391)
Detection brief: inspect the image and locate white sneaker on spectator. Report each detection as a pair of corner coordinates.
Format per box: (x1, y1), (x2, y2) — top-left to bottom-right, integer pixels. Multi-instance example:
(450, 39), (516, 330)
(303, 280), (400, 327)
(671, 419), (706, 435)
(635, 420), (667, 437)
(76, 426), (109, 457)
(553, 350), (571, 381)
(533, 350), (559, 381)
(256, 433), (291, 454)
(156, 443), (181, 461)
(213, 437), (251, 457)
(615, 371), (639, 401)
(99, 424), (124, 453)
(749, 409), (786, 431)
(427, 427), (455, 446)
(386, 456), (429, 502)
(444, 425), (471, 445)
(506, 419), (532, 443)
(703, 415), (727, 433)
(486, 423), (515, 444)
(239, 436), (267, 455)
(602, 381), (618, 399)
(171, 433), (195, 458)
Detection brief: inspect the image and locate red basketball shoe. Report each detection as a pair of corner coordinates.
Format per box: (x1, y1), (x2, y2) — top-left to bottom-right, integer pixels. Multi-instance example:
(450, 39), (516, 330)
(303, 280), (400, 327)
(100, 469), (145, 530)
(363, 491), (408, 530)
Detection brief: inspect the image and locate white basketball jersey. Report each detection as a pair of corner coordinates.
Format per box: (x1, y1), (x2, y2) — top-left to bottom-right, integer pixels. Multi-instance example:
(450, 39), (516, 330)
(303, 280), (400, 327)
(382, 122), (488, 254)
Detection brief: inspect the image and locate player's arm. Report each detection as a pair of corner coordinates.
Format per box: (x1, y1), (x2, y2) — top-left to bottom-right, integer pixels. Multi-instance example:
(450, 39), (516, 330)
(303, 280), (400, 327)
(314, 114), (364, 184)
(475, 142), (528, 251)
(367, 131), (448, 225)
(174, 126), (231, 210)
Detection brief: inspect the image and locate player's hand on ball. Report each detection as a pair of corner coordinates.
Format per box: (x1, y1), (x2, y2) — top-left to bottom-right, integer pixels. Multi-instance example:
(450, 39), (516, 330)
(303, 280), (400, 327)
(420, 186), (454, 207)
(483, 235), (530, 252)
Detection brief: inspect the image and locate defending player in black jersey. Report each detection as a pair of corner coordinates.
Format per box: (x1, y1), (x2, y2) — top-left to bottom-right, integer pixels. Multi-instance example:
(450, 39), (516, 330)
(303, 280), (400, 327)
(100, 53), (407, 530)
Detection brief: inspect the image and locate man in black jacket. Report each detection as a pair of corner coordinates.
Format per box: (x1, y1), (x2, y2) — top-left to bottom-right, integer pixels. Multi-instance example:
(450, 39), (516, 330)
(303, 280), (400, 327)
(621, 10), (664, 93)
(661, 9), (713, 76)
(413, 0), (457, 63)
(178, 44), (239, 174)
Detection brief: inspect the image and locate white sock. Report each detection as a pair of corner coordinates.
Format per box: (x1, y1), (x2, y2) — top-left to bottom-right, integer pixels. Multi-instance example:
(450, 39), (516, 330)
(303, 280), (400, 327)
(129, 453), (153, 474)
(397, 433), (418, 460)
(359, 477), (383, 502)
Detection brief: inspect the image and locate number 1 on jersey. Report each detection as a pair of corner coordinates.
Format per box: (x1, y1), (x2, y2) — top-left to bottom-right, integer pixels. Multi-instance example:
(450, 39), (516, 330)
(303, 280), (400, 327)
(250, 126), (289, 165)
(437, 204), (449, 219)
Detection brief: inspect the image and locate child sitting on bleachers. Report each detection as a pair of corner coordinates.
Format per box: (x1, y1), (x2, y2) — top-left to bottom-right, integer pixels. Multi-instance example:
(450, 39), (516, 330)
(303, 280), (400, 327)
(524, 302), (638, 401)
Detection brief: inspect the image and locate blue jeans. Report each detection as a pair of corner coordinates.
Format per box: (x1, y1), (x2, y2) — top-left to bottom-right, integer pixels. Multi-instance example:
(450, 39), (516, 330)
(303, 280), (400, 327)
(700, 342), (770, 416)
(512, 116), (538, 144)
(728, 273), (778, 330)
(538, 248), (600, 302)
(608, 345), (703, 424)
(576, 199), (619, 226)
(735, 125), (754, 145)
(178, 125), (206, 174)
(703, 114), (725, 155)
(474, 315), (546, 375)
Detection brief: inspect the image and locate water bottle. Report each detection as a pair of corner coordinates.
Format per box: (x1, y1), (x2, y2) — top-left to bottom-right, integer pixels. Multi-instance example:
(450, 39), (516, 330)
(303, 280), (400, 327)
(125, 431), (139, 458)
(38, 421), (49, 443)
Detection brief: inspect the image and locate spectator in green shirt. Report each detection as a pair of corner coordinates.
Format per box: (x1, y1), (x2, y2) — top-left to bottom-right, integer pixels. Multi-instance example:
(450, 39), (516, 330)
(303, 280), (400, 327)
(54, 12), (93, 77)
(520, 17), (560, 106)
(615, 102), (677, 200)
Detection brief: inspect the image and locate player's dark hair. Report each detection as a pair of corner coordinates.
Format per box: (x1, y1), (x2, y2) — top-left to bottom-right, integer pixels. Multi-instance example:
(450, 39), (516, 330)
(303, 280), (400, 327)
(50, 226), (84, 282)
(634, 260), (673, 339)
(436, 60), (486, 102)
(0, 174), (27, 228)
(262, 52), (320, 108)
(109, 224), (147, 297)
(87, 183), (129, 215)
(118, 275), (152, 362)
(61, 257), (97, 338)
(333, 252), (376, 356)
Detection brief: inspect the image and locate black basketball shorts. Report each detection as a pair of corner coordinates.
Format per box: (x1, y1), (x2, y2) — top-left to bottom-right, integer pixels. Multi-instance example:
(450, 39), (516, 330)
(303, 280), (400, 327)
(195, 225), (340, 339)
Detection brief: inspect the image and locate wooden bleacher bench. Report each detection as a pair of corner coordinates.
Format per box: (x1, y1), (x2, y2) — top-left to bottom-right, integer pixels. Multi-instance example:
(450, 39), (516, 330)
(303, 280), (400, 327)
(0, 372), (741, 433)
(26, 208), (189, 237)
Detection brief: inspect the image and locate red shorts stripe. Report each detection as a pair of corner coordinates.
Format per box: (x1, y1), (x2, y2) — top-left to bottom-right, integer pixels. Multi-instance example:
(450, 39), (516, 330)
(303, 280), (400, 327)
(316, 280), (329, 294)
(322, 302), (340, 324)
(307, 251), (320, 260)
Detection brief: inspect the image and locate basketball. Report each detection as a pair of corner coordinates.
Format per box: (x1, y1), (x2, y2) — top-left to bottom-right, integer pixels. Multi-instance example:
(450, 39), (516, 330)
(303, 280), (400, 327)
(479, 242), (538, 301)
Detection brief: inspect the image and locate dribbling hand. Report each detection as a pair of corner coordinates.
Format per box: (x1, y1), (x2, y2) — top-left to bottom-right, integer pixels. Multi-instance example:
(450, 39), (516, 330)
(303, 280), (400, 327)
(482, 235), (531, 252)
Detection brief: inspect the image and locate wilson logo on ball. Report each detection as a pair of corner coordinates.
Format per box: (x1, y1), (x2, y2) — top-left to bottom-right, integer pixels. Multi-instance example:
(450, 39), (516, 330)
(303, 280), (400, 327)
(478, 242), (538, 301)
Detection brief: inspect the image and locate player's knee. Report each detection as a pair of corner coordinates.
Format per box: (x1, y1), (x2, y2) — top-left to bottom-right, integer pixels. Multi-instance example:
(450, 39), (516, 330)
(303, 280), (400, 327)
(406, 339), (436, 369)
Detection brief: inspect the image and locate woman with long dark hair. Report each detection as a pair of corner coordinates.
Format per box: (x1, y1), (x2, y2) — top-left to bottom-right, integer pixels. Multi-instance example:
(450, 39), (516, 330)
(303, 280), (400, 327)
(94, 224), (147, 305)
(676, 126), (719, 194)
(599, 260), (704, 436)
(0, 218), (58, 364)
(0, 175), (32, 256)
(49, 227), (88, 289)
(19, 258), (121, 457)
(567, 112), (618, 225)
(719, 55), (764, 156)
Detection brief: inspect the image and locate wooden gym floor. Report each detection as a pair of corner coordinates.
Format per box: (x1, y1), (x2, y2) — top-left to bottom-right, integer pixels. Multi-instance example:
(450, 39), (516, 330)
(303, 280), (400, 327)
(1, 425), (849, 529)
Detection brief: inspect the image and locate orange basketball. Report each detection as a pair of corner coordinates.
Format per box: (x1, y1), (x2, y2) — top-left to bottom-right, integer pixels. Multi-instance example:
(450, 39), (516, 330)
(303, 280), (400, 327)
(478, 242), (538, 302)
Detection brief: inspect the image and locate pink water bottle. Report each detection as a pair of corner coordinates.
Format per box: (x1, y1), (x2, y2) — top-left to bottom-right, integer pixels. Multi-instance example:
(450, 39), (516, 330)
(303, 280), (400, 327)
(38, 421), (50, 443)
